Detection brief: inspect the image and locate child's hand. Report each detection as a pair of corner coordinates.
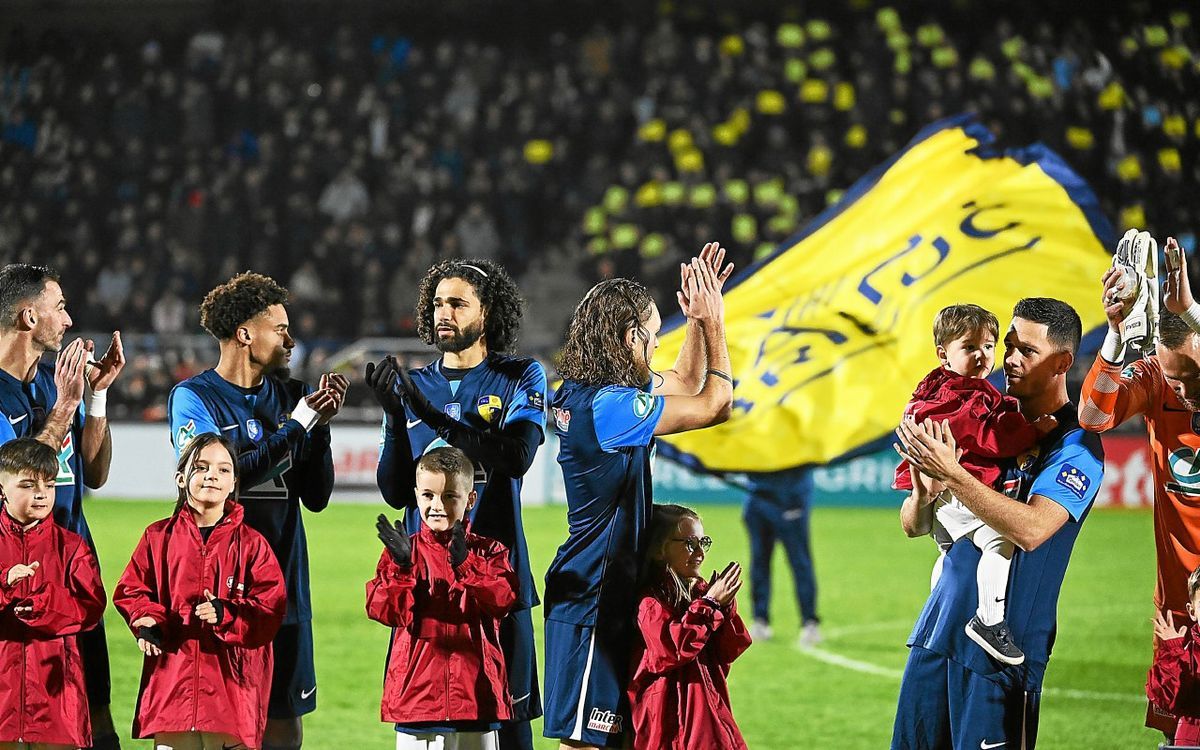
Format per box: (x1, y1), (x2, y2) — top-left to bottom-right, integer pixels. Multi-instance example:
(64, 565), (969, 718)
(1154, 610), (1187, 641)
(706, 562), (743, 607)
(11, 598), (33, 618)
(1032, 414), (1059, 434)
(6, 560), (39, 586)
(194, 590), (225, 626)
(131, 616), (163, 656)
(449, 520), (469, 568)
(376, 514), (413, 568)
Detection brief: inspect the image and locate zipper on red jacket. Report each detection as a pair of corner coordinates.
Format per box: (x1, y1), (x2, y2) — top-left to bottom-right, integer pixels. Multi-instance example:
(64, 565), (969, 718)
(192, 542), (208, 731)
(17, 529), (26, 742)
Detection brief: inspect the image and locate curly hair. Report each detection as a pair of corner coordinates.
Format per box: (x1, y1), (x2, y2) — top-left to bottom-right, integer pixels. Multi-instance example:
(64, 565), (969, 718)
(414, 259), (523, 353)
(557, 278), (653, 388)
(199, 272), (290, 341)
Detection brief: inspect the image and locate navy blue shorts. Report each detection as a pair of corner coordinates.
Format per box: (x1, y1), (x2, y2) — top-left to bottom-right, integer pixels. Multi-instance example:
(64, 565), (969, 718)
(268, 620), (318, 719)
(892, 646), (1041, 749)
(501, 607), (542, 725)
(79, 617), (111, 707)
(542, 619), (631, 749)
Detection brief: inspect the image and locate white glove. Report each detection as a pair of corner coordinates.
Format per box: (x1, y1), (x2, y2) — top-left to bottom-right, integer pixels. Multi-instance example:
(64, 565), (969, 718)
(1112, 229), (1158, 353)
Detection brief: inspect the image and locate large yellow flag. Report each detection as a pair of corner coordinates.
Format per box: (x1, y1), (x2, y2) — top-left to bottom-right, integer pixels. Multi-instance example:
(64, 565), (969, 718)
(654, 115), (1114, 473)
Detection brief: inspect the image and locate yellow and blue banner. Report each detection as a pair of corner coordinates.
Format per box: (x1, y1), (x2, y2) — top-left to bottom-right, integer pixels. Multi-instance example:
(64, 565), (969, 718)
(653, 114), (1115, 473)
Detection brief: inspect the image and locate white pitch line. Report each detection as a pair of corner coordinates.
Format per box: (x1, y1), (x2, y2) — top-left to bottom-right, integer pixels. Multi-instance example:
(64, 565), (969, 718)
(796, 644), (1144, 703)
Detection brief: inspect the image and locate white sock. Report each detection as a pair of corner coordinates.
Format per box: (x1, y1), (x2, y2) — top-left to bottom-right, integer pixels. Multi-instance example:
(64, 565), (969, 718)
(973, 528), (1014, 626)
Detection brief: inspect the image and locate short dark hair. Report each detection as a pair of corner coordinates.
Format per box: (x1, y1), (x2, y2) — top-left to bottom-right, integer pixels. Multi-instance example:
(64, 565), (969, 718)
(0, 264), (59, 330)
(414, 259), (524, 353)
(199, 272), (290, 341)
(416, 446), (474, 487)
(933, 304), (999, 347)
(1012, 297), (1082, 354)
(1159, 309), (1197, 350)
(0, 438), (58, 482)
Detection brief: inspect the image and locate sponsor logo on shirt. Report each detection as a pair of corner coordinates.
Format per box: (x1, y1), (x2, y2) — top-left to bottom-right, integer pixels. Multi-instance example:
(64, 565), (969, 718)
(1169, 446), (1200, 489)
(477, 394), (503, 423)
(445, 403), (462, 420)
(587, 708), (623, 734)
(246, 419), (263, 442)
(1055, 464), (1090, 499)
(1121, 363), (1137, 380)
(176, 419), (198, 449)
(552, 407), (571, 432)
(56, 433), (76, 486)
(528, 391), (545, 411)
(633, 392), (654, 419)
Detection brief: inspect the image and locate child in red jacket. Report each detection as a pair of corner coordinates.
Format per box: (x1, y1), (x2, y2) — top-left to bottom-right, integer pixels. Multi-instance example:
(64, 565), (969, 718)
(893, 304), (1056, 667)
(113, 433), (286, 750)
(0, 438), (106, 750)
(1149, 564), (1200, 746)
(628, 503), (752, 750)
(366, 446), (519, 750)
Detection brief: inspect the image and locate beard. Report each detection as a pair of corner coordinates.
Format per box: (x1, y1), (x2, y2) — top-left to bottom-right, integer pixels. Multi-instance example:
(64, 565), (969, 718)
(435, 320), (485, 354)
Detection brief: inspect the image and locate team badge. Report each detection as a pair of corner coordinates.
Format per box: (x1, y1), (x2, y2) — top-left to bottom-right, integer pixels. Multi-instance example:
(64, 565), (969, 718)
(1055, 464), (1091, 499)
(553, 407), (571, 432)
(1016, 447), (1039, 471)
(246, 419), (263, 442)
(477, 395), (504, 423)
(445, 403), (462, 420)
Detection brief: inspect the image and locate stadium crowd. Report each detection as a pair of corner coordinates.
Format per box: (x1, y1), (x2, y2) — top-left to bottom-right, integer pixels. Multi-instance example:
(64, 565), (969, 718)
(0, 1), (1197, 419)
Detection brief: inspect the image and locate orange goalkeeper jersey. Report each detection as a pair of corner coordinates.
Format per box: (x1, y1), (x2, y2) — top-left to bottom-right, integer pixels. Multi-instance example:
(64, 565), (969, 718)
(1080, 354), (1200, 618)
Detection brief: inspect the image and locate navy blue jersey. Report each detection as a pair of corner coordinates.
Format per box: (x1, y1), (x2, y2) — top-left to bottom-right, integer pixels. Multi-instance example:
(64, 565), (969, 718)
(544, 381), (664, 626)
(378, 354), (546, 610)
(907, 404), (1104, 688)
(168, 369), (334, 624)
(0, 362), (90, 542)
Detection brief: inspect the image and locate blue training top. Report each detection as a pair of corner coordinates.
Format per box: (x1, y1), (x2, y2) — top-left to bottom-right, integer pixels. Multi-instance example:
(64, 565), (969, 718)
(544, 380), (665, 626)
(0, 362), (90, 543)
(906, 404), (1104, 690)
(168, 368), (334, 624)
(377, 353), (547, 610)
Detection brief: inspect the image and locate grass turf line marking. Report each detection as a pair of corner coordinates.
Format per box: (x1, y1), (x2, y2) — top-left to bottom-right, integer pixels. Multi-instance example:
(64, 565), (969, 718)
(795, 643), (1144, 703)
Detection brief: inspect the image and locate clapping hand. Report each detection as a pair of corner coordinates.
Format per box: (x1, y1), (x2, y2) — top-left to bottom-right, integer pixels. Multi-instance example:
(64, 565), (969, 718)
(1153, 609), (1187, 641)
(705, 562), (743, 607)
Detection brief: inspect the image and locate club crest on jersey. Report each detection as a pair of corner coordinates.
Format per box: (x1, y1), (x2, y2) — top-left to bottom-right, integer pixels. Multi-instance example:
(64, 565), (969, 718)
(1016, 447), (1040, 472)
(246, 419), (263, 442)
(445, 403), (462, 420)
(1055, 464), (1090, 499)
(477, 395), (504, 423)
(552, 407), (571, 432)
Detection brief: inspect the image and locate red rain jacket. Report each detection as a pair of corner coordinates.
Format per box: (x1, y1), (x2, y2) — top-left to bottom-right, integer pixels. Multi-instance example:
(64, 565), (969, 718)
(1148, 624), (1200, 745)
(366, 525), (518, 725)
(628, 579), (753, 750)
(894, 367), (1041, 490)
(113, 502), (286, 748)
(0, 509), (106, 747)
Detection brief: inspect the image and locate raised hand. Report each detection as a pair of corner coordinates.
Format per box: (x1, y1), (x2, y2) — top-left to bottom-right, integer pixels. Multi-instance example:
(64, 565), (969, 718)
(680, 255), (725, 325)
(894, 417), (961, 484)
(6, 560), (39, 586)
(87, 331), (126, 392)
(194, 589), (225, 626)
(1153, 609), (1187, 641)
(365, 357), (405, 416)
(395, 365), (443, 424)
(54, 338), (87, 408)
(706, 561), (743, 607)
(678, 242), (734, 318)
(304, 387), (340, 424)
(1163, 237), (1195, 317)
(131, 616), (163, 656)
(1101, 267), (1135, 333)
(316, 372), (350, 425)
(376, 514), (412, 568)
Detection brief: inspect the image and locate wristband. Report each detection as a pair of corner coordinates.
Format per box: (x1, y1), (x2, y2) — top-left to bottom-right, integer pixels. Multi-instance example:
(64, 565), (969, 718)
(701, 595), (722, 609)
(1181, 302), (1200, 335)
(86, 388), (108, 420)
(706, 368), (734, 385)
(289, 398), (321, 431)
(1099, 329), (1125, 365)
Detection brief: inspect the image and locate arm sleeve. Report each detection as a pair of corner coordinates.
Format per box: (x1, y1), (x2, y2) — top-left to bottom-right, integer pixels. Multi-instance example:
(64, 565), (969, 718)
(592, 386), (665, 452)
(453, 541), (519, 619)
(501, 361), (549, 430)
(438, 419), (543, 478)
(168, 386), (223, 454)
(1078, 355), (1156, 432)
(113, 531), (172, 632)
(0, 417), (16, 444)
(214, 535), (287, 648)
(1147, 638), (1200, 715)
(295, 424), (334, 513)
(364, 550), (418, 627)
(1028, 434), (1105, 521)
(19, 538), (107, 636)
(711, 598), (754, 667)
(635, 595), (725, 675)
(377, 415), (418, 511)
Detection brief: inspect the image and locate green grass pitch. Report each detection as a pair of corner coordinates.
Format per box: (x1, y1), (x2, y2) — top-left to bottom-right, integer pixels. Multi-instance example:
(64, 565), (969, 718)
(86, 499), (1162, 748)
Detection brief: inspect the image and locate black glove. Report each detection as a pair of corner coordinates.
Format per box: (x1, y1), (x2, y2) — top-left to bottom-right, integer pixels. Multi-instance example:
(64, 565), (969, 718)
(395, 366), (450, 428)
(365, 358), (405, 416)
(137, 623), (164, 648)
(449, 520), (469, 568)
(195, 594), (226, 625)
(376, 514), (412, 568)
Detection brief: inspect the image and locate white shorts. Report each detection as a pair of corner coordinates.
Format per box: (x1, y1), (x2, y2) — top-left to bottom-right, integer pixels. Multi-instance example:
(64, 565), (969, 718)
(395, 731), (498, 750)
(933, 492), (986, 541)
